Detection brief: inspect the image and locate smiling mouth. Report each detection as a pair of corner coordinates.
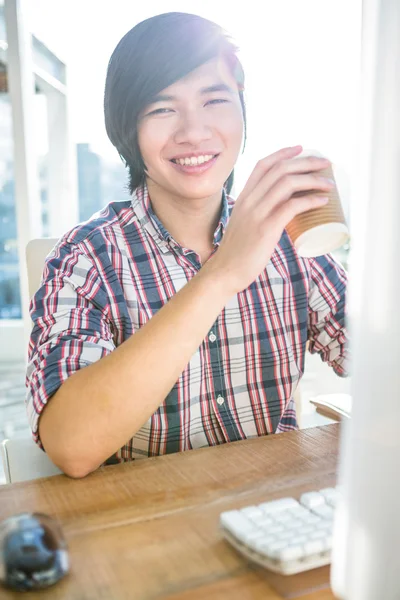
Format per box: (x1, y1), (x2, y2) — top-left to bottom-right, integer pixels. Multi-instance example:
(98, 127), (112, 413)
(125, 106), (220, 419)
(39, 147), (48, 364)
(170, 154), (218, 166)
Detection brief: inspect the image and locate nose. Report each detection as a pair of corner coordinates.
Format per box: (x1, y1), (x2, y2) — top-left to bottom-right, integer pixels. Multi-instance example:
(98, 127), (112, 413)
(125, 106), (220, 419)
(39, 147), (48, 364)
(173, 109), (212, 146)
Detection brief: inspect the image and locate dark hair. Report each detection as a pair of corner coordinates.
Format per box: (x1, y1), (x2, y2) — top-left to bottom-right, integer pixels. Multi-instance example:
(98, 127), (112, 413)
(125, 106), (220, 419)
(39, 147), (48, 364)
(104, 12), (246, 196)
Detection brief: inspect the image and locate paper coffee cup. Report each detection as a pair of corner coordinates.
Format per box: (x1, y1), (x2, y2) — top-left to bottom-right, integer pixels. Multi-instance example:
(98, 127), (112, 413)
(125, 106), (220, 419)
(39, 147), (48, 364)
(286, 149), (350, 257)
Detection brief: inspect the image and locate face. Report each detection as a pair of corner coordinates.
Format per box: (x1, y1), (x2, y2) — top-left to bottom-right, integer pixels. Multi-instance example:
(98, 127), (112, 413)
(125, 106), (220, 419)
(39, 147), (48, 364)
(137, 57), (244, 201)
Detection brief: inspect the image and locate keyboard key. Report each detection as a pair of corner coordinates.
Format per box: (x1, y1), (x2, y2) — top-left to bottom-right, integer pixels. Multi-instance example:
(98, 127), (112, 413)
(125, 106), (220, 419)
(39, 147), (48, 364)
(303, 539), (325, 556)
(296, 525), (315, 535)
(277, 530), (294, 541)
(220, 511), (255, 542)
(241, 506), (264, 520)
(244, 530), (267, 544)
(311, 505), (334, 520)
(319, 487), (340, 508)
(283, 517), (304, 529)
(274, 511), (293, 523)
(264, 540), (288, 559)
(302, 514), (322, 525)
(257, 517), (274, 528)
(288, 507), (312, 520)
(310, 530), (329, 540)
(300, 492), (326, 509)
(289, 535), (308, 546)
(264, 524), (285, 535)
(259, 498), (300, 514)
(252, 535), (276, 551)
(278, 545), (305, 562)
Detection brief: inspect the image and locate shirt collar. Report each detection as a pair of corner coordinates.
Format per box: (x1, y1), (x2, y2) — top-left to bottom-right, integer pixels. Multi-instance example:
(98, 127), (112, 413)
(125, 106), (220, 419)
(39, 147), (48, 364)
(213, 188), (230, 245)
(131, 183), (231, 252)
(130, 183), (170, 253)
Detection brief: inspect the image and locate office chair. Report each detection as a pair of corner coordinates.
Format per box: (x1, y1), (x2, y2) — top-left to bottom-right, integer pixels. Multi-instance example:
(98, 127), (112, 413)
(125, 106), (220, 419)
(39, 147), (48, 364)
(1, 437), (62, 484)
(0, 239), (62, 485)
(25, 238), (59, 299)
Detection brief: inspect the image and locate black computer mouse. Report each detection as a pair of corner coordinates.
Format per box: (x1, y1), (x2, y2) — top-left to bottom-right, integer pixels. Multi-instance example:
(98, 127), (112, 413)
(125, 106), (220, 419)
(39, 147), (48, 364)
(0, 512), (69, 591)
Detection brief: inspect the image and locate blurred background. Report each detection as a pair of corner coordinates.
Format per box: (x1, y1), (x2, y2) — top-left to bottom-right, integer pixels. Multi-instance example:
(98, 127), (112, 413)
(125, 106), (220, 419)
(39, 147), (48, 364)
(0, 0), (357, 479)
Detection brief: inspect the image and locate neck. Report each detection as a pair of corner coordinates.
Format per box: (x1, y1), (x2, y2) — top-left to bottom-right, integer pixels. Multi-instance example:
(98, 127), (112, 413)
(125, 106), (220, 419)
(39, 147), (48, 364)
(145, 178), (224, 259)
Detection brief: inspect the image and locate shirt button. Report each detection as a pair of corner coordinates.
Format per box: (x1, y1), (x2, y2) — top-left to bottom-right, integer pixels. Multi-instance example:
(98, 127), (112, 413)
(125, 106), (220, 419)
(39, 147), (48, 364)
(209, 332), (217, 343)
(217, 395), (225, 406)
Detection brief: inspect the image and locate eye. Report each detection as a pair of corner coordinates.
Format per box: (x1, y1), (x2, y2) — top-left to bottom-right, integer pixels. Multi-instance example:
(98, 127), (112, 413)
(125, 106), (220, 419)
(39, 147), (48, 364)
(206, 98), (229, 106)
(146, 108), (174, 116)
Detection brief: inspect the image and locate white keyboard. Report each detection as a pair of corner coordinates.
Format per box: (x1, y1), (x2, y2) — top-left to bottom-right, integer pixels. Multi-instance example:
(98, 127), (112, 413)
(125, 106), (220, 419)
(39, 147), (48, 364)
(220, 487), (340, 575)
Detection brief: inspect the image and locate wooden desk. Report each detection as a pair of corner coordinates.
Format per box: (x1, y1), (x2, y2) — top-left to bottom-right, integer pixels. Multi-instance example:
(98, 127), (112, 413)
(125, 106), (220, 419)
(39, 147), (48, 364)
(0, 425), (340, 600)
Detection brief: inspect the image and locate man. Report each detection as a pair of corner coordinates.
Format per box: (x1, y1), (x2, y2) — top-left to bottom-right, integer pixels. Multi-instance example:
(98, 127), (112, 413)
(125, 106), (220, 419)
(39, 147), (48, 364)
(26, 12), (348, 478)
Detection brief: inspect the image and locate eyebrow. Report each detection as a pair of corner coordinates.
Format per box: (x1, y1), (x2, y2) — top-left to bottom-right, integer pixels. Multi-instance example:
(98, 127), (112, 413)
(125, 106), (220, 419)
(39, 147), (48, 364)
(149, 83), (235, 104)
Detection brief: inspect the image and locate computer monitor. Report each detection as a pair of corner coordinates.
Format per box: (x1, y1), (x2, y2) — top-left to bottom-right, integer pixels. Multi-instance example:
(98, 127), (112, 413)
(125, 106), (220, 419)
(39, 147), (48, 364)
(331, 0), (400, 598)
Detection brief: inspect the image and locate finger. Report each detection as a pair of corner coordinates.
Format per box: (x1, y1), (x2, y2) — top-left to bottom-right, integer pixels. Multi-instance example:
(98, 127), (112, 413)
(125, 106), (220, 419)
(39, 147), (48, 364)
(280, 156), (331, 176)
(273, 194), (330, 230)
(248, 156), (331, 209)
(238, 146), (303, 200)
(257, 172), (335, 214)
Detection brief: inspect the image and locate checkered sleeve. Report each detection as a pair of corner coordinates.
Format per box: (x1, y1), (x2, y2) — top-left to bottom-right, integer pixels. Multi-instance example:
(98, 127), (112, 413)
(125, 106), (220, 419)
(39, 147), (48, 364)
(25, 240), (116, 449)
(307, 254), (350, 377)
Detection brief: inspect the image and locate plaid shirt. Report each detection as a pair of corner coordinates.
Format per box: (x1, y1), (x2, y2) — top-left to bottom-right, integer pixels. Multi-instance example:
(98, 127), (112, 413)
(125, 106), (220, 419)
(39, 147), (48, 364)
(26, 184), (349, 462)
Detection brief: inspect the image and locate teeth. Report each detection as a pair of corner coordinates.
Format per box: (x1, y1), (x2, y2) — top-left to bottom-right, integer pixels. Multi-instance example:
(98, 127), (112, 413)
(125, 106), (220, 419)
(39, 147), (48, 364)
(174, 154), (215, 166)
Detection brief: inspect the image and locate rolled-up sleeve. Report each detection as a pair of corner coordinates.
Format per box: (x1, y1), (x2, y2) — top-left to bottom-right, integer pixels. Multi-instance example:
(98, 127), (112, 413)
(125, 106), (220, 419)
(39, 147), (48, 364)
(26, 240), (115, 449)
(307, 254), (350, 377)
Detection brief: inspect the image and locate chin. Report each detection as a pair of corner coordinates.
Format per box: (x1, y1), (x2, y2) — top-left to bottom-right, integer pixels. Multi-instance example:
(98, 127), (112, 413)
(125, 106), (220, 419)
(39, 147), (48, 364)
(147, 167), (231, 199)
(170, 174), (230, 197)
(176, 185), (225, 200)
